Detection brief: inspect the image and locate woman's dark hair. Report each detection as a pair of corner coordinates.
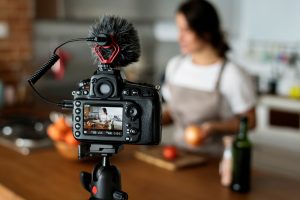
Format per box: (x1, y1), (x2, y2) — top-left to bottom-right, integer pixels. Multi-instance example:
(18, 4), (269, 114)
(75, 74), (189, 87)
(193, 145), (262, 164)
(102, 108), (107, 114)
(177, 0), (230, 57)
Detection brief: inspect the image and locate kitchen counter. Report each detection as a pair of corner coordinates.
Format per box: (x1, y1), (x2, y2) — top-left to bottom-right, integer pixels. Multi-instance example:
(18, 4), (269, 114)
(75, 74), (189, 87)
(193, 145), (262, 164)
(0, 145), (300, 200)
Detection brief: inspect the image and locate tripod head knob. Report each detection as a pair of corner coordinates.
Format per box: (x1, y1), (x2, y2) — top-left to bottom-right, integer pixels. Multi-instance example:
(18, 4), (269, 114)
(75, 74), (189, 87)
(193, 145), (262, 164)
(113, 191), (128, 200)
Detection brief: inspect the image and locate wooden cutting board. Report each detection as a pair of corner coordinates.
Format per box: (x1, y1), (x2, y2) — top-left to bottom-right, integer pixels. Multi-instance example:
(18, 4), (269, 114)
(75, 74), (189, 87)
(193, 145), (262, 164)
(0, 184), (26, 200)
(134, 146), (207, 171)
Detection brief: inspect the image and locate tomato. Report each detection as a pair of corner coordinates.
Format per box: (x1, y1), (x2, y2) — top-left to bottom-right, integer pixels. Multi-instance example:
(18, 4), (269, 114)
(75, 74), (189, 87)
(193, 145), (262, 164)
(184, 126), (205, 147)
(163, 146), (178, 160)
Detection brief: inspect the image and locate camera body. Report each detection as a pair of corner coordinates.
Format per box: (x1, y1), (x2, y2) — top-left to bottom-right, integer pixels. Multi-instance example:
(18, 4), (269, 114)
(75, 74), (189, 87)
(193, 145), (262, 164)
(72, 69), (161, 145)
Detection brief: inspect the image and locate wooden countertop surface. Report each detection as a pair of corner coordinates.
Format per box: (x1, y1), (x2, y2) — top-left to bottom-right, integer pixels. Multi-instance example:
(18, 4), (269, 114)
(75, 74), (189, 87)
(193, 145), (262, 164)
(0, 183), (25, 200)
(0, 144), (300, 200)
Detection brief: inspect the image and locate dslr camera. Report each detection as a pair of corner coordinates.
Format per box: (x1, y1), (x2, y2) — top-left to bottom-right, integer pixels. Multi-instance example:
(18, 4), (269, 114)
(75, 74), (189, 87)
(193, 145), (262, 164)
(72, 68), (161, 146)
(70, 28), (161, 147)
(28, 16), (161, 200)
(28, 18), (161, 152)
(71, 30), (161, 150)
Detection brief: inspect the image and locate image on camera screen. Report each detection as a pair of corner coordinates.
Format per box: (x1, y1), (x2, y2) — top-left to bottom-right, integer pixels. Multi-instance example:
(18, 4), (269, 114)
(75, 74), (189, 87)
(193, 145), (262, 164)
(83, 105), (123, 133)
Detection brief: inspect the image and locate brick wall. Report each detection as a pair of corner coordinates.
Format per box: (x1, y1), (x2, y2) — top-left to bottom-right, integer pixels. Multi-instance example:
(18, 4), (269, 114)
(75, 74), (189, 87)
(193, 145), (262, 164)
(0, 0), (33, 84)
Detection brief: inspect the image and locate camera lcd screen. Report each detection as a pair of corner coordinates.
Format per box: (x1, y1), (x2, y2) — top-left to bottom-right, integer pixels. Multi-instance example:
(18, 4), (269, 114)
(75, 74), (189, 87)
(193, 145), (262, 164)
(83, 105), (123, 136)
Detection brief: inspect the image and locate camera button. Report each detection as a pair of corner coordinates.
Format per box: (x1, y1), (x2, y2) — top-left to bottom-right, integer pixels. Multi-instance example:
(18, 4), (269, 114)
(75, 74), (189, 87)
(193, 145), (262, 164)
(75, 131), (80, 137)
(75, 101), (81, 106)
(122, 89), (130, 96)
(75, 116), (81, 122)
(83, 90), (89, 95)
(131, 89), (140, 96)
(75, 108), (81, 114)
(129, 128), (138, 135)
(76, 91), (82, 95)
(143, 90), (154, 97)
(125, 137), (131, 142)
(75, 123), (81, 129)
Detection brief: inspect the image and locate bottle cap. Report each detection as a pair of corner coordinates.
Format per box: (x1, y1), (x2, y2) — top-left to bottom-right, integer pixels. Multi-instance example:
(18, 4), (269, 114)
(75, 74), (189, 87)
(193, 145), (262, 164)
(240, 116), (248, 123)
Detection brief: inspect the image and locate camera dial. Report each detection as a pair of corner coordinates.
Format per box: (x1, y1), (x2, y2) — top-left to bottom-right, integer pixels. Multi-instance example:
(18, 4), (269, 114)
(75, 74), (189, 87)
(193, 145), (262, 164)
(125, 104), (140, 121)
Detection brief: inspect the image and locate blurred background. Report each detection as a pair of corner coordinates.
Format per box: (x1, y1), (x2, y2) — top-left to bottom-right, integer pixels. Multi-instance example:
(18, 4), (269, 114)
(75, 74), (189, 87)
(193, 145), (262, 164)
(0, 0), (300, 199)
(2, 0), (300, 98)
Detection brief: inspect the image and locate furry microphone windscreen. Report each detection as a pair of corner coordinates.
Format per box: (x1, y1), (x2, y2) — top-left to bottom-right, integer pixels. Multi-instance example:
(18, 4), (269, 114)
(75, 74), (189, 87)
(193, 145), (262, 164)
(88, 15), (141, 67)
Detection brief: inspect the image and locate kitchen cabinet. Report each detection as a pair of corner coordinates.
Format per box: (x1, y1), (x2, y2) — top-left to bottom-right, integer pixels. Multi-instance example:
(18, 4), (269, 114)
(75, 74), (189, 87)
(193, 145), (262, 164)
(251, 95), (300, 179)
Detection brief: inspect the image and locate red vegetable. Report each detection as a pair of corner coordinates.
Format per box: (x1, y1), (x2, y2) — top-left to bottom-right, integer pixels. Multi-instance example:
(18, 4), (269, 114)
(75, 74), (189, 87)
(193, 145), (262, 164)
(163, 146), (178, 160)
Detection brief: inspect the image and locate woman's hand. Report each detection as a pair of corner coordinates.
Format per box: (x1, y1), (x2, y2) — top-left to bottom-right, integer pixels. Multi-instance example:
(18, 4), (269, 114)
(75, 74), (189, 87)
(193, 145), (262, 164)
(184, 122), (215, 147)
(162, 107), (173, 125)
(198, 108), (256, 137)
(199, 122), (215, 139)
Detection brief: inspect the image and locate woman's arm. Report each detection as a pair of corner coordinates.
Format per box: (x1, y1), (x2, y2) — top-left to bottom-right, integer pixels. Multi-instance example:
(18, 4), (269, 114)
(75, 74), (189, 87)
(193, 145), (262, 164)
(201, 107), (256, 137)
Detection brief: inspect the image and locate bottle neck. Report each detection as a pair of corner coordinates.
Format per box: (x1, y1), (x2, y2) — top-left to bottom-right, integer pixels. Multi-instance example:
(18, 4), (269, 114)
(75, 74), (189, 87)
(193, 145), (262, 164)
(237, 120), (248, 140)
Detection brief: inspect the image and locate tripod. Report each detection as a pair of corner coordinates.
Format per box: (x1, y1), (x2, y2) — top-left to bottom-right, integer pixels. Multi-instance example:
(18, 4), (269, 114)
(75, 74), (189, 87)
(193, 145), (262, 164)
(79, 144), (128, 200)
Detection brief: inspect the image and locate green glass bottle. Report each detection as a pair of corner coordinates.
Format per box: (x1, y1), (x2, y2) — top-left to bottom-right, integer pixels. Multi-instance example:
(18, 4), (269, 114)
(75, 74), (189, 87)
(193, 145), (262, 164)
(231, 116), (252, 193)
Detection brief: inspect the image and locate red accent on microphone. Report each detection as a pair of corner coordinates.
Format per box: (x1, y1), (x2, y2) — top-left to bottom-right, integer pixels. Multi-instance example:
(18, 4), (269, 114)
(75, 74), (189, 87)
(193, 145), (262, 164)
(94, 36), (120, 64)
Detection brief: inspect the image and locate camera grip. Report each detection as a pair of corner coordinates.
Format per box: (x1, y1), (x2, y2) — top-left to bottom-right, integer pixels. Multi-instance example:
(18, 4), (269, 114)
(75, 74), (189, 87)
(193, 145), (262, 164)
(28, 54), (60, 84)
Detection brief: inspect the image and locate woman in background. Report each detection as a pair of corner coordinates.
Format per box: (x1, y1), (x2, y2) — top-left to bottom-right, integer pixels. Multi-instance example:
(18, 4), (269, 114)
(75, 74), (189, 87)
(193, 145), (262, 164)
(162, 0), (256, 153)
(98, 108), (111, 129)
